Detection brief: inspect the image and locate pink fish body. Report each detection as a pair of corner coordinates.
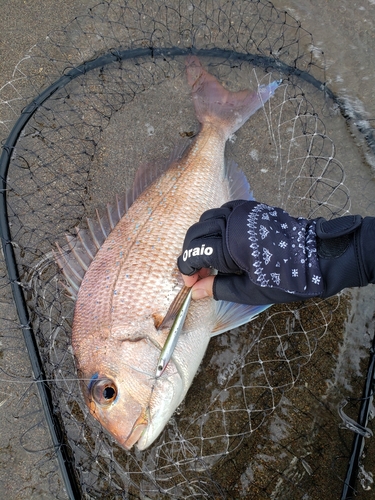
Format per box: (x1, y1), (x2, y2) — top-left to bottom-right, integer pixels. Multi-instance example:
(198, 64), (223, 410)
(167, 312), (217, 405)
(56, 57), (279, 450)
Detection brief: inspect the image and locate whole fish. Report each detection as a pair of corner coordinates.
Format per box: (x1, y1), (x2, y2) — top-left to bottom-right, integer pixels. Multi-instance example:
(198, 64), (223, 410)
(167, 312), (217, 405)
(56, 56), (279, 450)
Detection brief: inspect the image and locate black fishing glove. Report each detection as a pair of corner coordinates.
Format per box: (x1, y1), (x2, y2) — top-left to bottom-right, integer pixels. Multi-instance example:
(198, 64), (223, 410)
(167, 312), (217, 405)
(177, 200), (375, 305)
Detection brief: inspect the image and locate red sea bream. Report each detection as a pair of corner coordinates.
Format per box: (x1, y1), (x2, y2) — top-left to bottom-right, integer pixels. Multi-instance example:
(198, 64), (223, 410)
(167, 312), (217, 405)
(56, 56), (280, 450)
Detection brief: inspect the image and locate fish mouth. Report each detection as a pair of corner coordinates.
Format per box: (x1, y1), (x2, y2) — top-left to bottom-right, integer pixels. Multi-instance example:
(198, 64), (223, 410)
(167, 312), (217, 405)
(136, 368), (185, 450)
(122, 411), (148, 450)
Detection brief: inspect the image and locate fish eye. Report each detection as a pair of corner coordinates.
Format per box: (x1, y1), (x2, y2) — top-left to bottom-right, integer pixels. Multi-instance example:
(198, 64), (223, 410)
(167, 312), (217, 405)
(90, 378), (118, 406)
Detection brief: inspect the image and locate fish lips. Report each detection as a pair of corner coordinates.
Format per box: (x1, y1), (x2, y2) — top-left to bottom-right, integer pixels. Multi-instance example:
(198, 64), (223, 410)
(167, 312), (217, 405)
(116, 408), (149, 450)
(136, 365), (185, 450)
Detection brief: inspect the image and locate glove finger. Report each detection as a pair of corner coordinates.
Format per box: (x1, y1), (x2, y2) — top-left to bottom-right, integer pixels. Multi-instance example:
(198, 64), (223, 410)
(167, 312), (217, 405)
(220, 199), (250, 211)
(181, 218), (226, 253)
(199, 206), (232, 222)
(177, 237), (221, 275)
(199, 200), (249, 223)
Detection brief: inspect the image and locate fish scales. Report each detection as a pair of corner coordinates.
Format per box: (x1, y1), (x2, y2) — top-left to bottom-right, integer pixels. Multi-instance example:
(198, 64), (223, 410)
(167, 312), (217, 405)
(73, 130), (227, 353)
(61, 56), (280, 450)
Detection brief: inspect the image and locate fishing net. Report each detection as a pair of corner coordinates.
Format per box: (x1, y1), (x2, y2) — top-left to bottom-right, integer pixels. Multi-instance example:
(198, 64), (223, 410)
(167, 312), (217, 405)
(1, 1), (375, 499)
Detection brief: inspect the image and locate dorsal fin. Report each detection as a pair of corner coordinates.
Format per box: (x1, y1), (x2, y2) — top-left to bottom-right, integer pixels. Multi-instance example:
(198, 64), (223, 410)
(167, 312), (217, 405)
(55, 192), (133, 299)
(54, 141), (192, 299)
(132, 139), (191, 199)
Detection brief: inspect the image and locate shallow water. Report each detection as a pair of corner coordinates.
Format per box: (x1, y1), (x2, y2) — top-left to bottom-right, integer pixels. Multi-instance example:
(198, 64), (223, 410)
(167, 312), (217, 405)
(272, 0), (375, 213)
(1, 1), (375, 499)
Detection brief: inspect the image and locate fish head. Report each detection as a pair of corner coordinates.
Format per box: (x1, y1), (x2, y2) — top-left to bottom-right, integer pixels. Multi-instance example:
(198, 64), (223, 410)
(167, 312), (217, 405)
(83, 370), (148, 449)
(75, 320), (184, 450)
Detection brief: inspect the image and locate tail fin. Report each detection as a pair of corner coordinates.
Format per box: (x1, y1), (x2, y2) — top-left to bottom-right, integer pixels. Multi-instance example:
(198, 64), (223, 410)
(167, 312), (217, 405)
(186, 56), (280, 139)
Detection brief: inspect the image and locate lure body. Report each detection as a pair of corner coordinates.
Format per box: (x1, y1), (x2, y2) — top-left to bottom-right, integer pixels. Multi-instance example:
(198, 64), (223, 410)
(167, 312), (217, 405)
(156, 288), (193, 378)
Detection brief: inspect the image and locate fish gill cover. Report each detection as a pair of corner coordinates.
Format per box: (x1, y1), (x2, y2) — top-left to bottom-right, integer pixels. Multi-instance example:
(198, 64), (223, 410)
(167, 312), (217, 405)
(1, 1), (375, 499)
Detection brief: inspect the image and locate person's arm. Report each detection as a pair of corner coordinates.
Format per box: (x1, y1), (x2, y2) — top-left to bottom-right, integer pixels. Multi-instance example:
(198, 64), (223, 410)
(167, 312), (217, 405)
(177, 200), (375, 305)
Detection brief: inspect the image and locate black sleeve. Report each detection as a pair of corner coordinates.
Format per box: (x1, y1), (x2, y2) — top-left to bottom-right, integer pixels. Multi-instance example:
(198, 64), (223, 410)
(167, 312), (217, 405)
(317, 216), (375, 298)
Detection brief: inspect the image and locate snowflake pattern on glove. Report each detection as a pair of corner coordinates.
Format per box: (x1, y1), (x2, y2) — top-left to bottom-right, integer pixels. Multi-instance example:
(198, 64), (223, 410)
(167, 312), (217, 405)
(246, 204), (323, 295)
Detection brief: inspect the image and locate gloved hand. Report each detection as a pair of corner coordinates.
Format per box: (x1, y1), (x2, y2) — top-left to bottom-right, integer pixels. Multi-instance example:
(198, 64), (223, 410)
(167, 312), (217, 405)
(177, 200), (375, 305)
(178, 200), (246, 276)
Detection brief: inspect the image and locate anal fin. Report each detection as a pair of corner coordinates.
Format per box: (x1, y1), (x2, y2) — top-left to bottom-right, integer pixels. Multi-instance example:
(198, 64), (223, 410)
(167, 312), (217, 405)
(212, 301), (271, 336)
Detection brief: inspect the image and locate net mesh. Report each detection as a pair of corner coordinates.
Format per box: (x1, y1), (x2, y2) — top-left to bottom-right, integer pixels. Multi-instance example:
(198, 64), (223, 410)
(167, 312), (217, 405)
(1, 1), (375, 499)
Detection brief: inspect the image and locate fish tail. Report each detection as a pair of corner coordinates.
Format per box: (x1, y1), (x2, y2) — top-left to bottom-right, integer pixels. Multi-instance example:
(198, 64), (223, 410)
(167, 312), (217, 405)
(186, 56), (280, 139)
